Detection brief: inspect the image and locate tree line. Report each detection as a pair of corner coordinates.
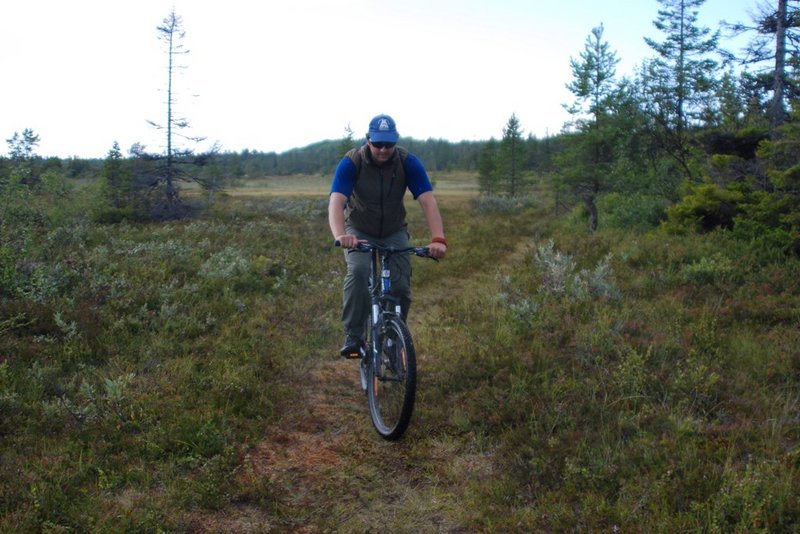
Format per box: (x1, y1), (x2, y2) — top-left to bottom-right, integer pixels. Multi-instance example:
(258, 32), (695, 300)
(0, 136), (485, 185)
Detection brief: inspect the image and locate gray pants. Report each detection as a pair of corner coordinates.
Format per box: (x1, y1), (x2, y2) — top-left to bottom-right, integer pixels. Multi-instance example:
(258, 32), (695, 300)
(342, 227), (412, 338)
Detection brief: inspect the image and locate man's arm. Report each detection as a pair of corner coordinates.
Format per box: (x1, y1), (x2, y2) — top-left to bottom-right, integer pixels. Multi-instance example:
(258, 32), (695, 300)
(417, 191), (447, 259)
(328, 192), (359, 248)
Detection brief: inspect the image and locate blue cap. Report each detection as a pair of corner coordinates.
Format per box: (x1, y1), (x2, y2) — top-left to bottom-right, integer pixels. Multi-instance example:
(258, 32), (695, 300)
(368, 114), (400, 143)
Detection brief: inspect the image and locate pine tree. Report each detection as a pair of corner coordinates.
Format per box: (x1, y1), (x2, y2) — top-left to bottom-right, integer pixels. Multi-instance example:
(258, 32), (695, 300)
(5, 129), (40, 187)
(642, 0), (720, 179)
(106, 142), (133, 206)
(478, 138), (500, 196)
(338, 124), (356, 160)
(498, 114), (527, 197)
(561, 24), (623, 231)
(566, 24), (620, 122)
(714, 71), (747, 132)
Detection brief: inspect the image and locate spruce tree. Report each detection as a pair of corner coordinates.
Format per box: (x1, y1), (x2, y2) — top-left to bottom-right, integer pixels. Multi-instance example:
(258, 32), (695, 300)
(642, 0), (720, 179)
(478, 138), (500, 196)
(562, 24), (623, 231)
(5, 129), (40, 187)
(338, 124), (356, 160)
(498, 114), (526, 197)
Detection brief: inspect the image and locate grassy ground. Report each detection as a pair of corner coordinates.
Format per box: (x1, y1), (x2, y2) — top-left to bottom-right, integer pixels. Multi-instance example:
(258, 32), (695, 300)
(211, 170), (480, 199)
(1, 172), (799, 531)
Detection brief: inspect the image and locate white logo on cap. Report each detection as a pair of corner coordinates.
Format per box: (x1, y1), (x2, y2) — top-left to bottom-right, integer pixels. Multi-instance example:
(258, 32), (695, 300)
(378, 118), (390, 131)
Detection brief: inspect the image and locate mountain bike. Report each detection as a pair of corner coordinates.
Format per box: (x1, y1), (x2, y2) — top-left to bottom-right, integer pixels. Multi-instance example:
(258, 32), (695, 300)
(335, 240), (435, 440)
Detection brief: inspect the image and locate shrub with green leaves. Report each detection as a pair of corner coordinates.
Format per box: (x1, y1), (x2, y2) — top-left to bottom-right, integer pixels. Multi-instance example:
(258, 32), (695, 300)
(664, 182), (744, 233)
(732, 191), (800, 257)
(680, 253), (734, 285)
(598, 192), (666, 231)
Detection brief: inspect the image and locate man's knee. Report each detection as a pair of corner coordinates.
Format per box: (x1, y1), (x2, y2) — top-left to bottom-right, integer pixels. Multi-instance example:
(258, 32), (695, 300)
(346, 260), (370, 283)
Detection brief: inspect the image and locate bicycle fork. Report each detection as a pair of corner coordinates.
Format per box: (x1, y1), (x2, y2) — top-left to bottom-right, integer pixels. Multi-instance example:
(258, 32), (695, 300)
(367, 253), (403, 384)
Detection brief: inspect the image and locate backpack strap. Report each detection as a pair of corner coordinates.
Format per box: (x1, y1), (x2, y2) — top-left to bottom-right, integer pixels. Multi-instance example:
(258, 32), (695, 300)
(347, 144), (409, 184)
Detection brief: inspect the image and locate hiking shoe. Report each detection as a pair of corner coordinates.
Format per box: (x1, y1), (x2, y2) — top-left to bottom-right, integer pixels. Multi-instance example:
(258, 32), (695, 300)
(339, 335), (365, 359)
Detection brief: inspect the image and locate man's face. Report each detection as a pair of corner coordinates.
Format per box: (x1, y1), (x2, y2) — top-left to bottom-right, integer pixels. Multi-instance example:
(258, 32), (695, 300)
(368, 140), (396, 165)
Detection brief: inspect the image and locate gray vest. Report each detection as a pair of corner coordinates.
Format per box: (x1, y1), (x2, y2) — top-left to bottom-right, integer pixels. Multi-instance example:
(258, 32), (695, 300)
(345, 145), (409, 238)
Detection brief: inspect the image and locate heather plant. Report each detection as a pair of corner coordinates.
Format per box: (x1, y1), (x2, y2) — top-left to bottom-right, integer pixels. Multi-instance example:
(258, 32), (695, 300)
(199, 245), (251, 280)
(680, 252), (735, 285)
(691, 458), (797, 532)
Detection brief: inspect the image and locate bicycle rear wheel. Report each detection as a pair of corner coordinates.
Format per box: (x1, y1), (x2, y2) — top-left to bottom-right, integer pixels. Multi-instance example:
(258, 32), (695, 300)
(367, 315), (416, 440)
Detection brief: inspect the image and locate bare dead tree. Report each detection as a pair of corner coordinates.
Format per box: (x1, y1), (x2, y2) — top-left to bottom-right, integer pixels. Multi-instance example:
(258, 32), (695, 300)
(133, 9), (219, 220)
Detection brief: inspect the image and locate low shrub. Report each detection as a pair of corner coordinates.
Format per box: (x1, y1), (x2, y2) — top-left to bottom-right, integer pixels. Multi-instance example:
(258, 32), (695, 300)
(664, 182), (744, 233)
(598, 192), (667, 231)
(533, 239), (620, 301)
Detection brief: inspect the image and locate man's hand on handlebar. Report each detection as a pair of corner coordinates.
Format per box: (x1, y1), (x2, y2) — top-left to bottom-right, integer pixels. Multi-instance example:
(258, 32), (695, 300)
(334, 235), (363, 249)
(426, 241), (447, 260)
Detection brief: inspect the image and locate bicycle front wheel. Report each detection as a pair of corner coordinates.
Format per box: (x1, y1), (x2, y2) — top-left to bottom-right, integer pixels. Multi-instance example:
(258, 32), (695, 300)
(367, 316), (416, 440)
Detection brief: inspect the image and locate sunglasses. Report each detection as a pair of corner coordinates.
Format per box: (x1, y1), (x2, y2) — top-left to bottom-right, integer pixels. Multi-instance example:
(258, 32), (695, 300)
(370, 141), (396, 150)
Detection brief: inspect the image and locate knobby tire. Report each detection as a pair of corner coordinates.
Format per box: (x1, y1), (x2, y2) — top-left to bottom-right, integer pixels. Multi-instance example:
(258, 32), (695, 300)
(366, 316), (416, 440)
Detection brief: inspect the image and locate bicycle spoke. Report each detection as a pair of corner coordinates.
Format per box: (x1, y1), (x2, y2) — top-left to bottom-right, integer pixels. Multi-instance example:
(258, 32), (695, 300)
(367, 317), (416, 440)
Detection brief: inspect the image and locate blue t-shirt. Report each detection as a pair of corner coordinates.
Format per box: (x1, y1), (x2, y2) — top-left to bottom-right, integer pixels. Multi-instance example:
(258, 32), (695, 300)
(330, 151), (433, 199)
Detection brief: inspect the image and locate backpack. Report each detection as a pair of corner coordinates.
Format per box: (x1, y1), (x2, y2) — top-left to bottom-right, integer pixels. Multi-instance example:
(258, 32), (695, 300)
(347, 144), (409, 181)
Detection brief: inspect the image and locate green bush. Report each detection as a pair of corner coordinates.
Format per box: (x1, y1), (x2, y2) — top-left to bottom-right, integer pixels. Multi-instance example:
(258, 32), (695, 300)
(93, 206), (135, 224)
(679, 253), (735, 286)
(598, 192), (667, 231)
(664, 182), (744, 233)
(731, 191), (800, 257)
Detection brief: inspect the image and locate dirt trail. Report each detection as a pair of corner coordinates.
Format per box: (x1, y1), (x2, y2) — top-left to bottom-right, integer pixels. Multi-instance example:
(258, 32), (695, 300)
(187, 237), (533, 532)
(185, 354), (370, 532)
(187, 323), (454, 530)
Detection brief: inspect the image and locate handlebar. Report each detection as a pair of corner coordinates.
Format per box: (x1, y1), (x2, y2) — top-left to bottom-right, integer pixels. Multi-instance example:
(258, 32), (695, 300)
(334, 240), (436, 260)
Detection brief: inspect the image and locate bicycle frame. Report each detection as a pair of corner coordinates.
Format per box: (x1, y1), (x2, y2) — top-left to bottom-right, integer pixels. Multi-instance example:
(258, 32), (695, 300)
(335, 240), (433, 439)
(368, 246), (405, 381)
(349, 242), (429, 372)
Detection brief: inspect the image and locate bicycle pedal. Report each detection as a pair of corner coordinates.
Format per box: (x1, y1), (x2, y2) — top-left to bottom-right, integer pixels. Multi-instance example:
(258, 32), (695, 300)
(341, 346), (365, 359)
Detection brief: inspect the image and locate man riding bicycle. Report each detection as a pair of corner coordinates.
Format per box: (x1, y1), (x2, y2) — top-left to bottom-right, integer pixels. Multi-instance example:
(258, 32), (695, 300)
(328, 114), (447, 356)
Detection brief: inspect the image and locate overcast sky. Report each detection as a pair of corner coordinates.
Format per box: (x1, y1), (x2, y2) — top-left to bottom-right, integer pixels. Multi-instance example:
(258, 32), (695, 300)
(1, 0), (759, 159)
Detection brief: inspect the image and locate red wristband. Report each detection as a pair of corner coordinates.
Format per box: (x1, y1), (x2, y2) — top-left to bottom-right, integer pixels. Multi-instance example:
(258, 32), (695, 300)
(432, 237), (448, 247)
